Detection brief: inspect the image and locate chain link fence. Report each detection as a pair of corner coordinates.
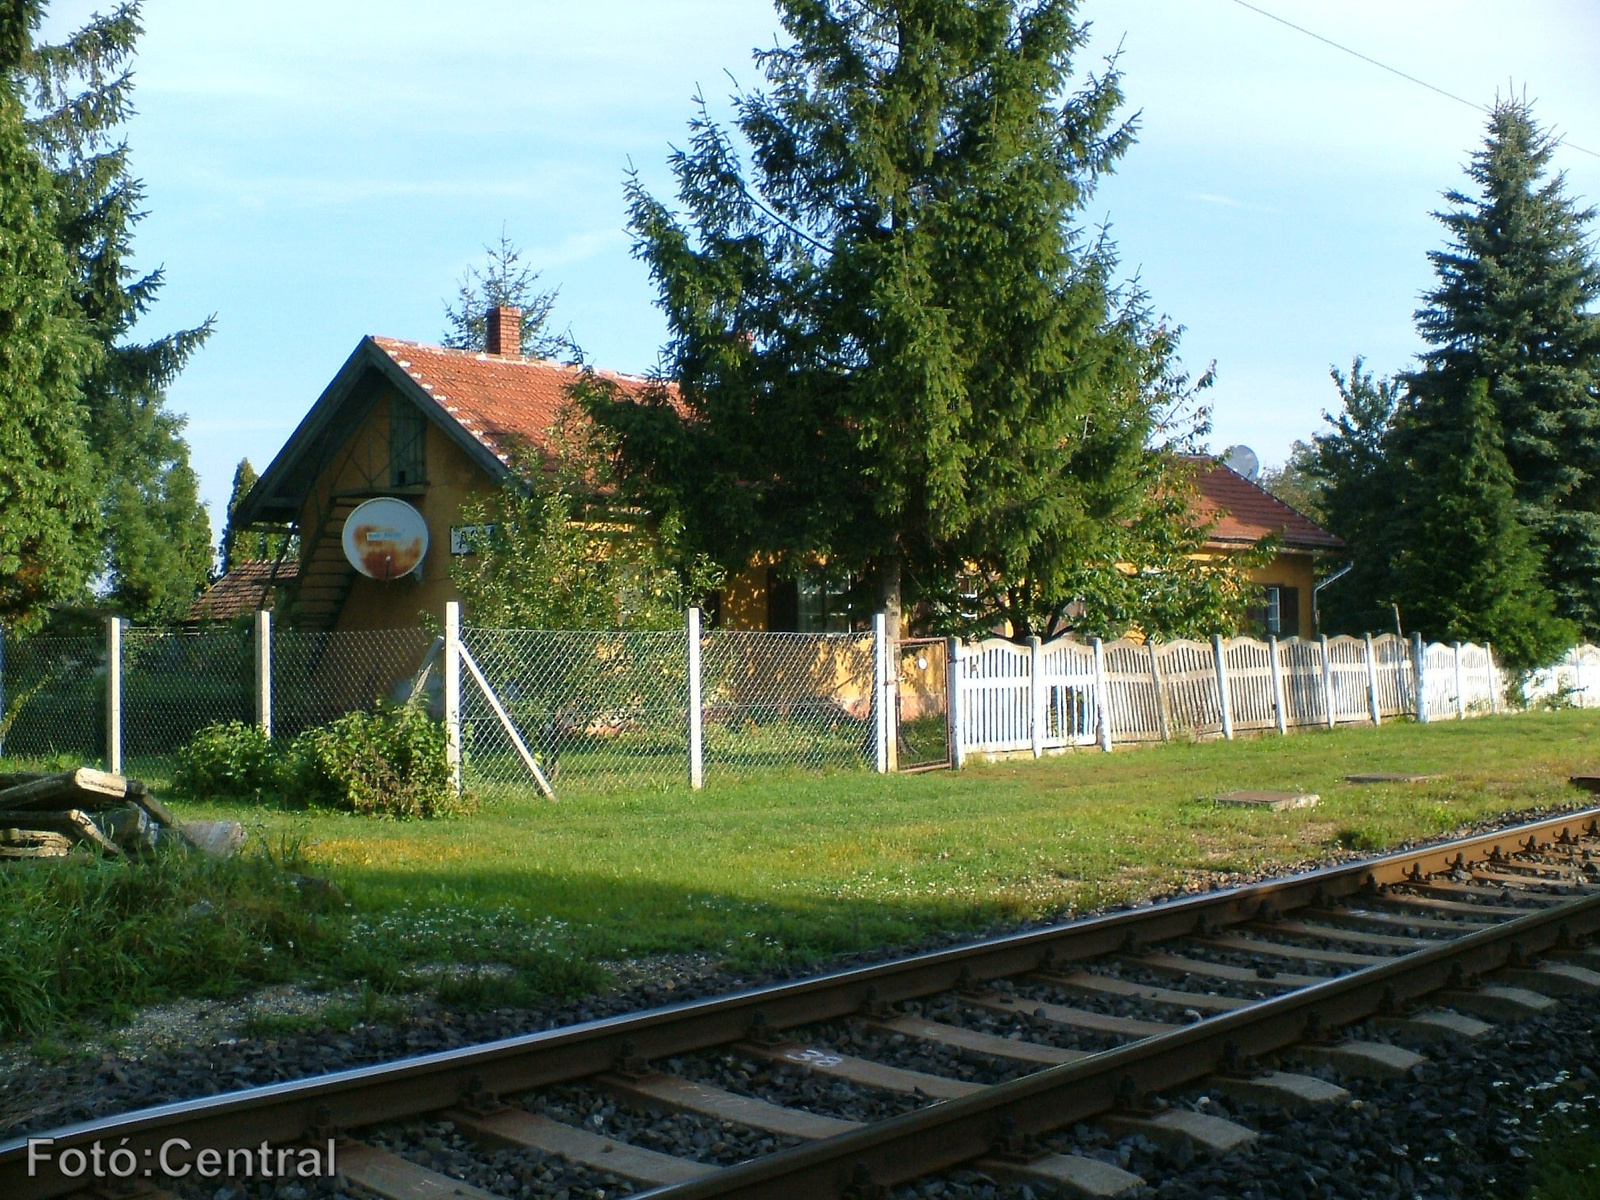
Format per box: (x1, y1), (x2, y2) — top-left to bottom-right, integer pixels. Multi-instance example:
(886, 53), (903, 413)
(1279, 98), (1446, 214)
(123, 628), (253, 760)
(273, 627), (436, 739)
(701, 630), (875, 774)
(461, 627), (689, 793)
(0, 633), (105, 762)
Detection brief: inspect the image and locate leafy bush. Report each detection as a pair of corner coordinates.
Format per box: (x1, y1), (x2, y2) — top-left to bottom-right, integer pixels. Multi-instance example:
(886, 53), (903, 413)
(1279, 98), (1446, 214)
(174, 720), (281, 799)
(285, 704), (468, 818)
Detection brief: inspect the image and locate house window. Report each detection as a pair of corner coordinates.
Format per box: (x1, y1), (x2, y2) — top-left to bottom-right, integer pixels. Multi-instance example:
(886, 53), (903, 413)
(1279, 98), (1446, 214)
(1249, 585), (1301, 638)
(798, 572), (853, 633)
(390, 400), (427, 487)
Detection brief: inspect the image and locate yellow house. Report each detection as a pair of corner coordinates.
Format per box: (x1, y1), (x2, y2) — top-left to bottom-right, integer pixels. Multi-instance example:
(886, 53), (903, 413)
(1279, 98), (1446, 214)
(228, 308), (1342, 637)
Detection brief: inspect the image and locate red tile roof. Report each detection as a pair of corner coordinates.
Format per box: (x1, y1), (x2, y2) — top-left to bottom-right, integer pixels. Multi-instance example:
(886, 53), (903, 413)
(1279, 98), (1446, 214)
(1187, 457), (1343, 552)
(372, 338), (662, 468)
(187, 559), (298, 622)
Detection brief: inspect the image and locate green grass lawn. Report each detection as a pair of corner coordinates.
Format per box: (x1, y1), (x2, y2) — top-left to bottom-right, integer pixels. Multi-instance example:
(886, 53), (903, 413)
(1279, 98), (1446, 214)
(156, 707), (1600, 974)
(7, 707), (1600, 1038)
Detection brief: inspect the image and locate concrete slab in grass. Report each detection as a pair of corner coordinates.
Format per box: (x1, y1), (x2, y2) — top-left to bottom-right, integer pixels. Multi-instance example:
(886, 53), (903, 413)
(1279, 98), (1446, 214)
(1215, 790), (1319, 811)
(1569, 775), (1600, 793)
(1346, 773), (1440, 784)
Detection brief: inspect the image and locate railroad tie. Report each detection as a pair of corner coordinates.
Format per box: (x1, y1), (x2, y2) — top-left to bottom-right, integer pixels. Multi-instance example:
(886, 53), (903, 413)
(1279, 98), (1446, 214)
(1372, 1008), (1493, 1042)
(1129, 952), (1322, 989)
(1492, 961), (1600, 998)
(966, 993), (1179, 1038)
(740, 1040), (985, 1099)
(1435, 984), (1560, 1021)
(337, 1141), (505, 1200)
(868, 1014), (1092, 1065)
(975, 1150), (1144, 1198)
(595, 1071), (861, 1140)
(1294, 1040), (1428, 1079)
(1208, 1071), (1350, 1109)
(1099, 1108), (1259, 1156)
(1032, 970), (1252, 1014)
(445, 1109), (717, 1187)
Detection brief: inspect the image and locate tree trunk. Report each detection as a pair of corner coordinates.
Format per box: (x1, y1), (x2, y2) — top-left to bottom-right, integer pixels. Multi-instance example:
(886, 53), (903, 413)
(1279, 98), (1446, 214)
(874, 554), (903, 642)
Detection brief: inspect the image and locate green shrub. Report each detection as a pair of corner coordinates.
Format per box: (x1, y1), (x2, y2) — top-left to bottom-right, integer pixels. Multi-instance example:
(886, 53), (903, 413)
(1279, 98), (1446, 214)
(286, 704), (467, 818)
(174, 720), (281, 799)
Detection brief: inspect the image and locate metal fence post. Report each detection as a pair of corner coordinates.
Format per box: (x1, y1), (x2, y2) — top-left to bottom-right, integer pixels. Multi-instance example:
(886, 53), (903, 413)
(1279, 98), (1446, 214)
(873, 612), (889, 773)
(1453, 641), (1467, 719)
(1091, 637), (1113, 752)
(946, 636), (964, 768)
(1211, 633), (1234, 740)
(687, 607), (704, 790)
(1147, 640), (1171, 743)
(255, 609), (273, 739)
(1028, 635), (1044, 757)
(444, 601), (462, 794)
(1412, 631), (1430, 723)
(106, 616), (123, 774)
(1364, 632), (1382, 726)
(0, 623), (6, 758)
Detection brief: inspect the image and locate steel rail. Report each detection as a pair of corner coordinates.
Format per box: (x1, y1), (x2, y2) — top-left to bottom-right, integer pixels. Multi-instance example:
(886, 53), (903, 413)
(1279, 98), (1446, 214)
(642, 889), (1600, 1199)
(3, 805), (1596, 1200)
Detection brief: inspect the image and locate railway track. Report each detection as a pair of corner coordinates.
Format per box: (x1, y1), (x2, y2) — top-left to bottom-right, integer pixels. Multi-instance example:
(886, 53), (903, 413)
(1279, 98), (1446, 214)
(9, 806), (1600, 1200)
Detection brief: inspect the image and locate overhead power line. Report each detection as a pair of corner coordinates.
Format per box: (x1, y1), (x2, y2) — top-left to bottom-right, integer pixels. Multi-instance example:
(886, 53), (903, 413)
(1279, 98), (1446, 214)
(1224, 0), (1600, 161)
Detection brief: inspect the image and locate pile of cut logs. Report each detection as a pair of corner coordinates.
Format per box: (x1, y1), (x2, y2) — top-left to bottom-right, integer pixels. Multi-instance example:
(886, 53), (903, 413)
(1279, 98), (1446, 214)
(0, 768), (232, 860)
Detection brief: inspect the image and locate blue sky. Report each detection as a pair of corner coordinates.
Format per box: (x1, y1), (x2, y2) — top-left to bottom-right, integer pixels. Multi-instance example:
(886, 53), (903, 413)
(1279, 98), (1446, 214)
(37, 1), (1600, 528)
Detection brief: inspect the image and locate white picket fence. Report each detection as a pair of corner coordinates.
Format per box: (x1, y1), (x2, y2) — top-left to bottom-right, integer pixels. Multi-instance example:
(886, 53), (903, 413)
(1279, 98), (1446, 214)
(952, 631), (1503, 762)
(1525, 644), (1600, 709)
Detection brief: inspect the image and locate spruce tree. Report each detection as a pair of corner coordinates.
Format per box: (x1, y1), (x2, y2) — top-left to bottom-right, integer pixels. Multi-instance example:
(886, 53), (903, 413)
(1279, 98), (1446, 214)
(442, 230), (575, 360)
(588, 0), (1228, 638)
(1404, 98), (1600, 634)
(219, 457), (290, 575)
(14, 1), (214, 623)
(0, 79), (99, 633)
(1384, 379), (1572, 668)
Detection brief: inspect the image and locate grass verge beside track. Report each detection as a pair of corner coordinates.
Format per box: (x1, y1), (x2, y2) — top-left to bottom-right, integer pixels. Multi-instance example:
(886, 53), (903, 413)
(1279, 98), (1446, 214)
(6, 707), (1600, 1039)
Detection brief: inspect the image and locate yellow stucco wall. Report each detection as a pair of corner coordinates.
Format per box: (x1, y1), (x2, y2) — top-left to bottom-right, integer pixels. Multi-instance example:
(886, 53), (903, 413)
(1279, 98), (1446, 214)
(720, 565), (770, 632)
(1244, 551), (1316, 637)
(296, 388), (487, 631)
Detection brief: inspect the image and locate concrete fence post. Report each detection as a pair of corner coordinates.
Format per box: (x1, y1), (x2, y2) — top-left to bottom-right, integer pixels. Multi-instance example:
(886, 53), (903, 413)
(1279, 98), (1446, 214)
(873, 612), (890, 773)
(1453, 641), (1467, 720)
(946, 636), (965, 768)
(1486, 643), (1501, 714)
(1147, 640), (1172, 743)
(254, 609), (273, 739)
(444, 600), (462, 794)
(1091, 637), (1113, 752)
(1268, 635), (1288, 735)
(1364, 632), (1382, 726)
(687, 607), (704, 790)
(1028, 636), (1044, 757)
(1320, 634), (1336, 729)
(1412, 631), (1430, 723)
(1211, 633), (1234, 740)
(106, 616), (123, 774)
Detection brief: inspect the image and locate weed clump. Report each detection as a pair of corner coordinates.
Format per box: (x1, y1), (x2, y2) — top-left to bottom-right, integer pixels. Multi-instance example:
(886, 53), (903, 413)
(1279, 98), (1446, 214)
(173, 720), (280, 799)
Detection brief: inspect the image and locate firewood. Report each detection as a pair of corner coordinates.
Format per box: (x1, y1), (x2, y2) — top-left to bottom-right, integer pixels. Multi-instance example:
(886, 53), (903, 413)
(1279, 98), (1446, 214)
(0, 768), (128, 812)
(0, 809), (120, 857)
(0, 828), (73, 858)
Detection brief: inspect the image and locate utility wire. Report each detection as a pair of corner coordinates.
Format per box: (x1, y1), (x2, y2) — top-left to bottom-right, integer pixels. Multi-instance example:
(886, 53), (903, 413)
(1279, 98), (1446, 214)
(1224, 0), (1600, 161)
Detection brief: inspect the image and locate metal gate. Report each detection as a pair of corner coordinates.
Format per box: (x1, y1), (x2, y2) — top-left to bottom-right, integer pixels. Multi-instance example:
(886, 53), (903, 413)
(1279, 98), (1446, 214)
(896, 637), (951, 771)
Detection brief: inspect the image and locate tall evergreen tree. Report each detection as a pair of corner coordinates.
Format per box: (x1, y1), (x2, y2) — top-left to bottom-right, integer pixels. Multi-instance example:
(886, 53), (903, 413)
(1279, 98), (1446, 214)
(219, 457), (290, 575)
(587, 0), (1234, 638)
(1383, 379), (1572, 668)
(442, 230), (575, 360)
(1404, 98), (1600, 634)
(0, 65), (99, 633)
(14, 1), (214, 623)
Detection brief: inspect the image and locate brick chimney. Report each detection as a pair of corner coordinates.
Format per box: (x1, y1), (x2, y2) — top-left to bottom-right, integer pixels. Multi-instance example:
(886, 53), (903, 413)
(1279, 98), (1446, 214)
(485, 305), (522, 356)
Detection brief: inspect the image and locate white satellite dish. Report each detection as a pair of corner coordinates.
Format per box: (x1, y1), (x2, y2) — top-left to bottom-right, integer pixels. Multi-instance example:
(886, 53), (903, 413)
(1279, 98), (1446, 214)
(342, 497), (429, 581)
(1223, 444), (1260, 481)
